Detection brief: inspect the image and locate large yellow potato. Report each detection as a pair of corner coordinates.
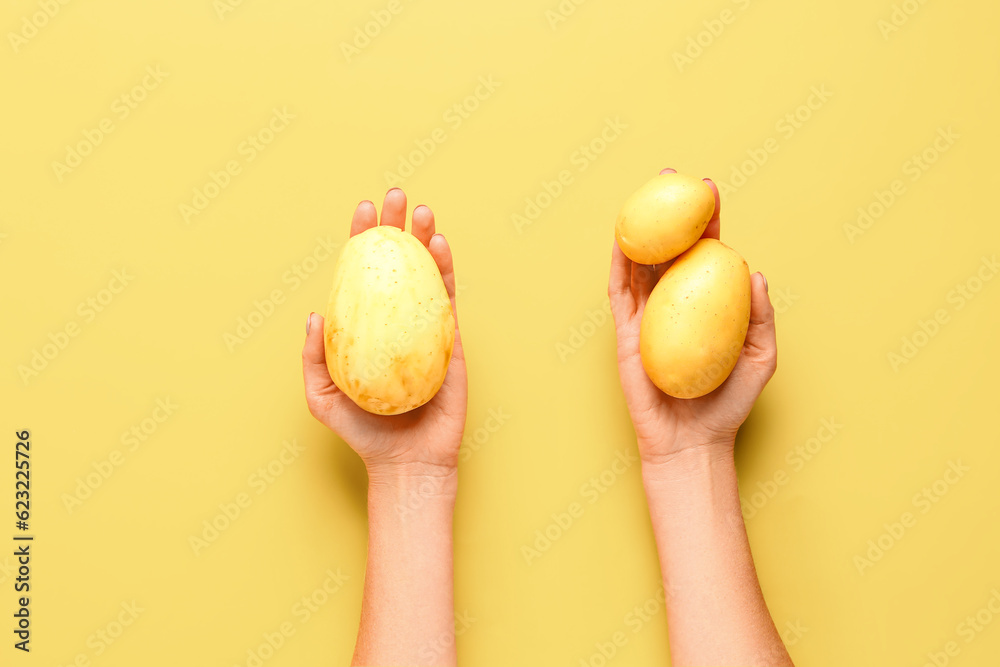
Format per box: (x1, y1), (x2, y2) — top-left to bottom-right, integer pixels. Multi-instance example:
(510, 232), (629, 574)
(324, 226), (455, 415)
(615, 173), (715, 265)
(640, 238), (751, 399)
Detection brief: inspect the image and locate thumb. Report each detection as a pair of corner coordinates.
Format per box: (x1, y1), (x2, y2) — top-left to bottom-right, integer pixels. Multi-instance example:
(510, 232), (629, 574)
(724, 272), (777, 397)
(741, 272), (777, 388)
(302, 312), (351, 426)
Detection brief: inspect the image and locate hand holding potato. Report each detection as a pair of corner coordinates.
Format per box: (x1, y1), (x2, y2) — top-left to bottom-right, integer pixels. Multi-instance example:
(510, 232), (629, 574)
(302, 189), (467, 479)
(609, 169), (777, 464)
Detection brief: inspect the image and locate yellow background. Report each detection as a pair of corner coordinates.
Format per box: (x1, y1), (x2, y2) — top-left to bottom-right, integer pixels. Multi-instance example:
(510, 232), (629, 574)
(3, 0), (999, 664)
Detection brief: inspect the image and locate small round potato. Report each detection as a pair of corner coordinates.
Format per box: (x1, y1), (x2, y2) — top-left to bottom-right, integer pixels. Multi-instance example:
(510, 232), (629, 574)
(324, 226), (455, 415)
(615, 173), (715, 265)
(639, 238), (751, 399)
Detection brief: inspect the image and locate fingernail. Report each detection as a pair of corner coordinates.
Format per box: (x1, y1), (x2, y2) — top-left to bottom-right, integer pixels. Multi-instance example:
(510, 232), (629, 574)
(388, 187), (403, 194)
(759, 273), (768, 293)
(306, 312), (313, 335)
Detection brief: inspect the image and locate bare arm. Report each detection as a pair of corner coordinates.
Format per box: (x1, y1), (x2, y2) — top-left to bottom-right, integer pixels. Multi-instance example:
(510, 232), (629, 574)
(643, 448), (790, 665)
(303, 188), (467, 666)
(354, 466), (458, 665)
(609, 169), (792, 666)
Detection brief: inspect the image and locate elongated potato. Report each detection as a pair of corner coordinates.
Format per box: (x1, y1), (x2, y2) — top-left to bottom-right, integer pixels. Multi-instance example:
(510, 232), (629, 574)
(615, 173), (715, 265)
(640, 238), (751, 398)
(324, 226), (455, 415)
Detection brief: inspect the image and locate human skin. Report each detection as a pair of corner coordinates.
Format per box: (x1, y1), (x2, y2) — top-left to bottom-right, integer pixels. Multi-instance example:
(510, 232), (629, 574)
(302, 188), (466, 666)
(609, 168), (793, 666)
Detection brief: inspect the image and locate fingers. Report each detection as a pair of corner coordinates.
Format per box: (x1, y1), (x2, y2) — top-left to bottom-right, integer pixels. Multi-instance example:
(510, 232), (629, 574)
(630, 262), (657, 303)
(428, 234), (465, 363)
(429, 233), (457, 302)
(702, 177), (721, 240)
(350, 200), (377, 237)
(411, 204), (435, 247)
(380, 188), (407, 230)
(653, 260), (672, 283)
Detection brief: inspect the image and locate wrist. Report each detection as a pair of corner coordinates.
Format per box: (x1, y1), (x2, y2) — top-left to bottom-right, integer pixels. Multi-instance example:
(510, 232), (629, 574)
(366, 460), (459, 501)
(640, 441), (736, 486)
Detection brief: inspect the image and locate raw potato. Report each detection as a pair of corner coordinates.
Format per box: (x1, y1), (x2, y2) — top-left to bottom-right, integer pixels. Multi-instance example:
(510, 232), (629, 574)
(640, 238), (751, 399)
(324, 226), (455, 415)
(615, 173), (716, 265)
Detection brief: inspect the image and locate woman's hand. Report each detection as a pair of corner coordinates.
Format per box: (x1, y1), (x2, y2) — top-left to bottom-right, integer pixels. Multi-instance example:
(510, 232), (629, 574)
(302, 188), (468, 482)
(609, 168), (777, 465)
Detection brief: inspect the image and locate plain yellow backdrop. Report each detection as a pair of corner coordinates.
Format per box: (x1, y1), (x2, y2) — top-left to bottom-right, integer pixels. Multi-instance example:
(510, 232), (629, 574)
(2, 0), (999, 665)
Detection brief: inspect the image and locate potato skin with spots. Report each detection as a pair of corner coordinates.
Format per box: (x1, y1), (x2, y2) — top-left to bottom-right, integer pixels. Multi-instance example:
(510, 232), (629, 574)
(324, 226), (454, 415)
(615, 173), (715, 265)
(640, 238), (751, 399)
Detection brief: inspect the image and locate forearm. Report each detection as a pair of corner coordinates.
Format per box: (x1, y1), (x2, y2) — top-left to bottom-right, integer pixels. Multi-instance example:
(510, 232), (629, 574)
(353, 466), (458, 666)
(643, 446), (792, 666)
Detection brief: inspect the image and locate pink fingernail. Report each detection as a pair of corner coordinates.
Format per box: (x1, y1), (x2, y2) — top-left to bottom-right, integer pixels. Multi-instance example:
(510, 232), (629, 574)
(306, 312), (313, 335)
